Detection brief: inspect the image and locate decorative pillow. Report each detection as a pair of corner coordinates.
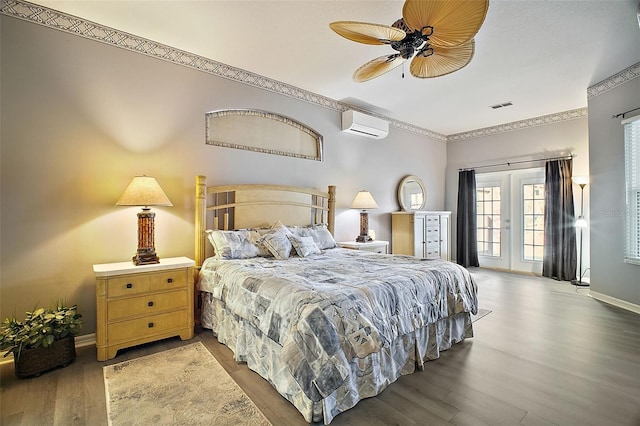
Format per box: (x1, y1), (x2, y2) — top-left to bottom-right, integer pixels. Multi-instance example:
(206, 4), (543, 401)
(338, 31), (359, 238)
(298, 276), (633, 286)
(312, 224), (337, 249)
(288, 234), (321, 257)
(260, 225), (293, 259)
(206, 229), (260, 259)
(289, 225), (316, 241)
(289, 224), (336, 250)
(248, 229), (273, 257)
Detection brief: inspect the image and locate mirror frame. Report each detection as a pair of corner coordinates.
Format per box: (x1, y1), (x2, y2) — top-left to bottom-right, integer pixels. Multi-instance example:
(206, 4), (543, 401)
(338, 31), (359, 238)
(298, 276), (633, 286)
(397, 175), (427, 211)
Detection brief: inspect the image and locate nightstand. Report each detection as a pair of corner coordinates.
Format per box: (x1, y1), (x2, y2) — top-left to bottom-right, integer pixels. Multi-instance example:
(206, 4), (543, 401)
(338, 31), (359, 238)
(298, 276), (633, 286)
(93, 256), (195, 361)
(338, 240), (389, 254)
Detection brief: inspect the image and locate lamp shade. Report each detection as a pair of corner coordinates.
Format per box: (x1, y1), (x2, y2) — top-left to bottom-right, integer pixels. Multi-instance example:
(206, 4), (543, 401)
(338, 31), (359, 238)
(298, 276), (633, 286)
(351, 190), (378, 210)
(572, 176), (589, 186)
(115, 176), (173, 207)
(576, 216), (588, 228)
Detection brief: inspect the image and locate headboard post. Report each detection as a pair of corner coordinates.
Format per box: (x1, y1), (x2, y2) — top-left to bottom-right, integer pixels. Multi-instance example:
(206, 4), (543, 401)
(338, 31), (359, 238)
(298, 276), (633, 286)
(195, 175), (207, 269)
(328, 185), (336, 236)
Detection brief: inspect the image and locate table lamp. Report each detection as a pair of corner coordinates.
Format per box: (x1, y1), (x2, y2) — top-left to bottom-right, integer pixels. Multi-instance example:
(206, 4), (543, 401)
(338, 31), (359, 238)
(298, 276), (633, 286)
(351, 190), (378, 242)
(116, 175), (173, 265)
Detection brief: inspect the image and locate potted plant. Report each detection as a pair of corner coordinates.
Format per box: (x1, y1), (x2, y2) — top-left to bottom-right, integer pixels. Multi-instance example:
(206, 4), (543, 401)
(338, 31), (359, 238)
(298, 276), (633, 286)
(0, 302), (83, 377)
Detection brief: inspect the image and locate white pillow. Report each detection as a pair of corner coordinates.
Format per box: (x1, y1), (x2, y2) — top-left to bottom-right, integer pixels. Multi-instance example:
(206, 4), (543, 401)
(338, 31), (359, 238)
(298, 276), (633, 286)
(288, 234), (321, 257)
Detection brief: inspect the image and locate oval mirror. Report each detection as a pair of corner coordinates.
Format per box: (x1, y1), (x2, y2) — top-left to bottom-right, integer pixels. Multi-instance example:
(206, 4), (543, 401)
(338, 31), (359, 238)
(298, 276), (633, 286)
(397, 175), (426, 211)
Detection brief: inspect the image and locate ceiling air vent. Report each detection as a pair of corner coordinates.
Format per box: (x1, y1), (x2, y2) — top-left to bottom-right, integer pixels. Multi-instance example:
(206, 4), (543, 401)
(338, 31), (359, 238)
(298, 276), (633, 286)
(490, 102), (513, 109)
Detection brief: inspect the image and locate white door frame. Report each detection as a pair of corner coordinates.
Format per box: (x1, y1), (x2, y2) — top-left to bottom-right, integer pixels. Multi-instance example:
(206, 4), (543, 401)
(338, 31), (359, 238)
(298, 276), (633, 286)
(476, 168), (544, 273)
(476, 174), (511, 270)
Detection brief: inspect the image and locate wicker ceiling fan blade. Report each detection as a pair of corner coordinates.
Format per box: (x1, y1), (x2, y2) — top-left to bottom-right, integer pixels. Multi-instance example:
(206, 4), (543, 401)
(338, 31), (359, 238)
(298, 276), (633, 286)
(330, 21), (406, 45)
(353, 55), (407, 82)
(409, 39), (475, 78)
(402, 0), (489, 48)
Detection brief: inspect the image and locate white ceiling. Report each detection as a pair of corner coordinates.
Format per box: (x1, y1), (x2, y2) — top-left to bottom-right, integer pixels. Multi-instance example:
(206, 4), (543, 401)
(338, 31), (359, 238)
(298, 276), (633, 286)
(31, 0), (640, 136)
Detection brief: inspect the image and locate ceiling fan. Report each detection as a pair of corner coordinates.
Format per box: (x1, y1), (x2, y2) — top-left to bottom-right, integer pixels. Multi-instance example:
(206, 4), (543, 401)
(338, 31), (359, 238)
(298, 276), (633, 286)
(329, 0), (489, 82)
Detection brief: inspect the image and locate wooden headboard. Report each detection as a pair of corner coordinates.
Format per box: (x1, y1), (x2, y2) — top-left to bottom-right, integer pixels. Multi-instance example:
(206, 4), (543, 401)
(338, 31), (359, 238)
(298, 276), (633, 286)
(194, 175), (336, 268)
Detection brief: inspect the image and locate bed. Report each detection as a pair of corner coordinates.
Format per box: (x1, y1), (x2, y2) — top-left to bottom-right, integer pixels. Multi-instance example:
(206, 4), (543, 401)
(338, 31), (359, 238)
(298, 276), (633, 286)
(194, 176), (477, 424)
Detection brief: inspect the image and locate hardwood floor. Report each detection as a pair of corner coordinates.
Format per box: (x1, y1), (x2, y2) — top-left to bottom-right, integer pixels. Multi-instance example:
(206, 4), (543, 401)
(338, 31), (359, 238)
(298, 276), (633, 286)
(1, 268), (639, 425)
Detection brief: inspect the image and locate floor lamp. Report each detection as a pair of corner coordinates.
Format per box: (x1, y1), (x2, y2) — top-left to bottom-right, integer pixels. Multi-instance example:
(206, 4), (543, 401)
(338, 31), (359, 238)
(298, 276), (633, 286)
(572, 176), (589, 286)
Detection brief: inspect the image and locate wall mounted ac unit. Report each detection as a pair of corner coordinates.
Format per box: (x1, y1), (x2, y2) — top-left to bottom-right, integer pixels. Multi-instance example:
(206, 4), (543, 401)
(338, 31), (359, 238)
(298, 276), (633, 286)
(341, 110), (389, 139)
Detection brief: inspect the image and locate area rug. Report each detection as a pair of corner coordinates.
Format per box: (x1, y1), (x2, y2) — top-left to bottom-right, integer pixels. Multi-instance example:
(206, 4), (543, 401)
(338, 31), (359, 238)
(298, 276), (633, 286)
(472, 308), (492, 322)
(103, 341), (271, 426)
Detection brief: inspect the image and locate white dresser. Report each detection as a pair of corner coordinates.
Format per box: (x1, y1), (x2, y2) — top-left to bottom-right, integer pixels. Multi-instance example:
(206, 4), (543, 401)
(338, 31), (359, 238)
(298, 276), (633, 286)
(391, 211), (451, 260)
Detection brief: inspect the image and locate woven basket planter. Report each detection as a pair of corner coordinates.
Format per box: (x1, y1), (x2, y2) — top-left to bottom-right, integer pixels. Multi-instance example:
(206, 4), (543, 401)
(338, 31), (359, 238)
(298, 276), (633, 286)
(14, 335), (76, 378)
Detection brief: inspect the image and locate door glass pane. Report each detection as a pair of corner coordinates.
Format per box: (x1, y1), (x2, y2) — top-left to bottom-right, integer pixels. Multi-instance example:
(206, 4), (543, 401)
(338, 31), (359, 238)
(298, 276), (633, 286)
(477, 185), (501, 257)
(523, 183), (545, 261)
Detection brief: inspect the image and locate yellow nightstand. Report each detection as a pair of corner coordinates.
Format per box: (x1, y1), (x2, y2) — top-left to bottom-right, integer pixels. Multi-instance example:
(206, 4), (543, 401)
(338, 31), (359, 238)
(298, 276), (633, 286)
(93, 257), (195, 361)
(338, 240), (389, 254)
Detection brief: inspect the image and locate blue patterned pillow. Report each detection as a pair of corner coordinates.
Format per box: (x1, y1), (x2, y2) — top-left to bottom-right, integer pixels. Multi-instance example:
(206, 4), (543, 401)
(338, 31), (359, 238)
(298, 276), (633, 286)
(260, 226), (293, 259)
(312, 224), (337, 249)
(288, 234), (321, 257)
(206, 229), (260, 259)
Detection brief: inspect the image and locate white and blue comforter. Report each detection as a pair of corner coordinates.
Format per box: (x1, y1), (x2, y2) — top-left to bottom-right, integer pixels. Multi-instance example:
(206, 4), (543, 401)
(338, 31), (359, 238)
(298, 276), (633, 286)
(198, 248), (477, 403)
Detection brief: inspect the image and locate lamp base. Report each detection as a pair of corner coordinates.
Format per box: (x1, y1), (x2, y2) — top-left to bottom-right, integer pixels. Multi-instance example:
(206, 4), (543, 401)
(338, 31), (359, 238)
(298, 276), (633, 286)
(356, 210), (373, 243)
(133, 209), (160, 265)
(132, 249), (160, 265)
(571, 279), (589, 287)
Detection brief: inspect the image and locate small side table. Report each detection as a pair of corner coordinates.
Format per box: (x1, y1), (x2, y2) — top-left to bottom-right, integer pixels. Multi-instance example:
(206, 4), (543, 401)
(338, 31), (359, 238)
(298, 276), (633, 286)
(338, 240), (389, 254)
(93, 256), (195, 361)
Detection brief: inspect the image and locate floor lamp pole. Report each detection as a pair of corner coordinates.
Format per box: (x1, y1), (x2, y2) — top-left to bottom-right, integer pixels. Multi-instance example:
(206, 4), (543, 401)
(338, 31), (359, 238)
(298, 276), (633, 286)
(573, 182), (589, 286)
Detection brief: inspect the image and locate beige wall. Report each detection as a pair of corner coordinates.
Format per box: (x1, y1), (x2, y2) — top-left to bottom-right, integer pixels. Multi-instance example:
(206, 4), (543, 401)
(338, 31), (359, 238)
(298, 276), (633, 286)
(0, 16), (447, 334)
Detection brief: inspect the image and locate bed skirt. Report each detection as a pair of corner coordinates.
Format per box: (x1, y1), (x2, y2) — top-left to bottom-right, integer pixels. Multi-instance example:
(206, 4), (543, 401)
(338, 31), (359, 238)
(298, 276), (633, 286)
(201, 292), (473, 424)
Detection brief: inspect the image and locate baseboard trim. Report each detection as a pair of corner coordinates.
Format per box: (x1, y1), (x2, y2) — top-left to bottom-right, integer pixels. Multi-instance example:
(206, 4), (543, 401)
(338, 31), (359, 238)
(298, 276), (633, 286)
(0, 333), (96, 366)
(589, 291), (640, 315)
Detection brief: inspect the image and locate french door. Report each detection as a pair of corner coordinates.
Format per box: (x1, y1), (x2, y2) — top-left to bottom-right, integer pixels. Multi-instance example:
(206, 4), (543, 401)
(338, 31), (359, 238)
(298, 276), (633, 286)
(476, 169), (545, 274)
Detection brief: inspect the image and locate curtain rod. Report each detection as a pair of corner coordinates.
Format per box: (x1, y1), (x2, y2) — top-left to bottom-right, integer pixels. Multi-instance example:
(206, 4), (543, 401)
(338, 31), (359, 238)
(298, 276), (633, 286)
(459, 154), (575, 172)
(612, 106), (640, 119)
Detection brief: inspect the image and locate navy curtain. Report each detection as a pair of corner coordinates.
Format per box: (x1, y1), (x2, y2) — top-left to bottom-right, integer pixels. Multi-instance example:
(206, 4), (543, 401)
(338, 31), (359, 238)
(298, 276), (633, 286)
(542, 159), (577, 281)
(457, 170), (479, 267)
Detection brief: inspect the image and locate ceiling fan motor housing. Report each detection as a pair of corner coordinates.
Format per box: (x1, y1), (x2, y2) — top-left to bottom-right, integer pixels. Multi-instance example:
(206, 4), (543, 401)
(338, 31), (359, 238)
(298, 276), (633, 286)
(391, 19), (431, 59)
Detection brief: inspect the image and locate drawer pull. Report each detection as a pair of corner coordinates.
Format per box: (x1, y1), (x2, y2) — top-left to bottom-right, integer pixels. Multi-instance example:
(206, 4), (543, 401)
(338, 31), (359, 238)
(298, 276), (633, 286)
(167, 278), (173, 283)
(148, 301), (154, 307)
(148, 322), (154, 328)
(126, 283), (133, 289)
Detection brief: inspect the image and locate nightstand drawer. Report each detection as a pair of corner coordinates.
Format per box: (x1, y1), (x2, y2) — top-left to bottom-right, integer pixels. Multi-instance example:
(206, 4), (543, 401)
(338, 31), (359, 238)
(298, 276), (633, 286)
(360, 245), (386, 254)
(107, 310), (189, 344)
(107, 290), (188, 321)
(338, 241), (389, 254)
(107, 270), (187, 297)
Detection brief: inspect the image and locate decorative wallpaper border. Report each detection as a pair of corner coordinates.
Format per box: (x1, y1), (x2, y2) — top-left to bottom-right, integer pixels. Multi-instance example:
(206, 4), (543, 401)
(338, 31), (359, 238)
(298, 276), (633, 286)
(447, 108), (588, 142)
(3, 0), (629, 144)
(587, 62), (640, 99)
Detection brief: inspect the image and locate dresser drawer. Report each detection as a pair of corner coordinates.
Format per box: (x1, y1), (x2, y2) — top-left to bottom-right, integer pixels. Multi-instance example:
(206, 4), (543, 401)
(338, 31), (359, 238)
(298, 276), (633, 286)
(107, 290), (188, 321)
(107, 270), (188, 297)
(107, 310), (189, 344)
